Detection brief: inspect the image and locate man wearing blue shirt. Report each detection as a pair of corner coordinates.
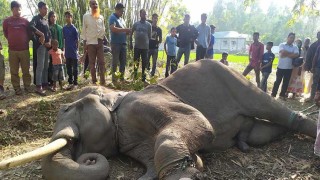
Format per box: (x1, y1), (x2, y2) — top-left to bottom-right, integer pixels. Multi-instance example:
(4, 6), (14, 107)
(195, 13), (211, 61)
(205, 25), (215, 59)
(109, 3), (131, 82)
(63, 11), (79, 90)
(260, 42), (275, 92)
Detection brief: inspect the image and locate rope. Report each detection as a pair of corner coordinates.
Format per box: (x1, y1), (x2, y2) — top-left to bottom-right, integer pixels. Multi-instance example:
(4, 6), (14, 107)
(305, 111), (319, 116)
(300, 104), (316, 113)
(288, 112), (297, 127)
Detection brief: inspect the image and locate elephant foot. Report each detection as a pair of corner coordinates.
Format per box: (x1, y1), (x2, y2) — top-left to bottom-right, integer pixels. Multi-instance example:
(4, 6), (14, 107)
(161, 166), (205, 180)
(237, 141), (250, 153)
(138, 169), (157, 180)
(159, 156), (206, 180)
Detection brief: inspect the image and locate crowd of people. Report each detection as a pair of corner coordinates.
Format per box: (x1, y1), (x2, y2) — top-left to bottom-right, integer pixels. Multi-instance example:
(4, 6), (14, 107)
(0, 0), (320, 102)
(0, 0), (319, 103)
(242, 31), (320, 103)
(0, 0), (220, 98)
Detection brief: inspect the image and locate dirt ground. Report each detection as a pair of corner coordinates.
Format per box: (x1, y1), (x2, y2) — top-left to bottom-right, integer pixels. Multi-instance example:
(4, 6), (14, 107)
(0, 62), (320, 180)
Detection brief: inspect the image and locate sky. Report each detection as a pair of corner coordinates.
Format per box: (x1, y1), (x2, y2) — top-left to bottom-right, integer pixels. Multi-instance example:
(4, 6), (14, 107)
(183, 0), (294, 24)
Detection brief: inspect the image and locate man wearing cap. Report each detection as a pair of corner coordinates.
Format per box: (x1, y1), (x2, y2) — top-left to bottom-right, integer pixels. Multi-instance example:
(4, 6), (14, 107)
(205, 25), (216, 59)
(3, 1), (31, 95)
(109, 3), (131, 82)
(81, 0), (106, 85)
(130, 9), (152, 82)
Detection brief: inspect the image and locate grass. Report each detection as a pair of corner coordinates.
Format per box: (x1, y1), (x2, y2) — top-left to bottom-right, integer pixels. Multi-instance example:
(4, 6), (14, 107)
(1, 46), (33, 60)
(157, 50), (279, 67)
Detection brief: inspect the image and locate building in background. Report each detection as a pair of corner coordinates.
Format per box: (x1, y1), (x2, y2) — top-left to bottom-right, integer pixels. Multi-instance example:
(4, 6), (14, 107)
(214, 31), (249, 53)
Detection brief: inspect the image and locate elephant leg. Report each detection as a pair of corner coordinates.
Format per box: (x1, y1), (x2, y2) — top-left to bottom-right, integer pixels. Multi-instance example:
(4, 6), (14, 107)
(154, 106), (214, 180)
(125, 141), (157, 180)
(236, 117), (255, 153)
(247, 120), (287, 146)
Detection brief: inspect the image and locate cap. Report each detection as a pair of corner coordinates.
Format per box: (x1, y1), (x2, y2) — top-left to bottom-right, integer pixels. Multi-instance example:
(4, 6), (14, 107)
(210, 25), (216, 29)
(115, 3), (125, 9)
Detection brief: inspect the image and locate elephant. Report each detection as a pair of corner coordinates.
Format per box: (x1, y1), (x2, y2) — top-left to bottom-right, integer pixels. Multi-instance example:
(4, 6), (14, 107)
(1, 60), (315, 179)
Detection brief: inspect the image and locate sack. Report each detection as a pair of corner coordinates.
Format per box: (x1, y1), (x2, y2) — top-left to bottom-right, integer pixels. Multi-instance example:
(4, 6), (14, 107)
(292, 57), (303, 67)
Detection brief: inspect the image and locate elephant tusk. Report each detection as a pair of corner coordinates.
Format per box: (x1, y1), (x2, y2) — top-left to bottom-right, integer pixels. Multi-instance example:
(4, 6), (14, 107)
(0, 138), (67, 170)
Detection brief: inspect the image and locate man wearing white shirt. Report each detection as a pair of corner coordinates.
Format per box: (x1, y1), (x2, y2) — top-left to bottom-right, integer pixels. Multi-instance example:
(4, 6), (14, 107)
(81, 0), (106, 85)
(271, 32), (299, 100)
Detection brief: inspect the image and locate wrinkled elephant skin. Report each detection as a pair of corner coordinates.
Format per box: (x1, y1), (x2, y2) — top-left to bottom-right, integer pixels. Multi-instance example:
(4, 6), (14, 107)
(42, 60), (316, 180)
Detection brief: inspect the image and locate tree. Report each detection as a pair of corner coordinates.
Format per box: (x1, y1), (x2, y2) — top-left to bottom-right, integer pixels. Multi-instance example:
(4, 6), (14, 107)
(0, 0), (11, 43)
(26, 0), (173, 36)
(207, 0), (320, 45)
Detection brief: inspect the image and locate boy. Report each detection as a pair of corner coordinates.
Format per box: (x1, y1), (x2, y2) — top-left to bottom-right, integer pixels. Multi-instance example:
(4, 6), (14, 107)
(164, 27), (177, 77)
(260, 42), (275, 92)
(219, 52), (229, 66)
(0, 42), (5, 100)
(63, 11), (79, 90)
(48, 40), (65, 91)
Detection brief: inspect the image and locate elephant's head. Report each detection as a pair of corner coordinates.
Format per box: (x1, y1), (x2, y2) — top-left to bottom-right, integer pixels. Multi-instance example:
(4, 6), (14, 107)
(0, 87), (126, 180)
(41, 87), (128, 180)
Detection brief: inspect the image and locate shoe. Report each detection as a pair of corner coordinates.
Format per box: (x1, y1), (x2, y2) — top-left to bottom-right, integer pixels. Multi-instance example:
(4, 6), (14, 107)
(15, 89), (23, 95)
(35, 88), (46, 96)
(48, 86), (56, 92)
(66, 84), (74, 90)
(51, 86), (57, 92)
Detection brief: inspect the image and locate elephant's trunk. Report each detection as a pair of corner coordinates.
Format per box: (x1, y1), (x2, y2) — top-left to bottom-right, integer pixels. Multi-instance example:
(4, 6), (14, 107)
(41, 141), (110, 180)
(42, 123), (110, 180)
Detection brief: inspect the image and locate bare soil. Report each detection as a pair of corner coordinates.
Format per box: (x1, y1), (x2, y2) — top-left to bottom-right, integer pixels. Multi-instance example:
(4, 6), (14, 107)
(0, 62), (320, 179)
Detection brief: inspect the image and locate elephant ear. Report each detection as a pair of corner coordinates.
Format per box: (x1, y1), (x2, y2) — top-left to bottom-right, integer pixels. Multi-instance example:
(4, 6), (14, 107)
(100, 91), (128, 111)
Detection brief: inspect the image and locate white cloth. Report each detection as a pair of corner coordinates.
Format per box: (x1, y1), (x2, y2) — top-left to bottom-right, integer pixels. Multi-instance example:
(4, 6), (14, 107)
(277, 42), (299, 69)
(81, 13), (105, 45)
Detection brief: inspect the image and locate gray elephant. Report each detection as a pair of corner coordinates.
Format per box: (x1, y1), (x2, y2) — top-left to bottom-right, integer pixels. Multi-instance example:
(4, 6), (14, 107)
(2, 60), (315, 179)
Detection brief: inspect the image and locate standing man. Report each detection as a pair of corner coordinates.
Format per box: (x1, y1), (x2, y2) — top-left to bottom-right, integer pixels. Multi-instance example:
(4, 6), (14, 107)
(3, 1), (31, 95)
(242, 32), (264, 87)
(305, 31), (320, 71)
(130, 9), (152, 82)
(63, 11), (79, 90)
(109, 3), (131, 82)
(29, 1), (51, 96)
(147, 13), (162, 77)
(205, 25), (216, 59)
(81, 0), (106, 85)
(195, 13), (211, 61)
(305, 32), (320, 102)
(175, 14), (198, 68)
(271, 32), (299, 100)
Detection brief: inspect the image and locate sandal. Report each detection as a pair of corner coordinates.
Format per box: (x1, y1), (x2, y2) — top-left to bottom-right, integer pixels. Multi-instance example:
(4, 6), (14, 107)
(15, 89), (23, 95)
(35, 88), (46, 96)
